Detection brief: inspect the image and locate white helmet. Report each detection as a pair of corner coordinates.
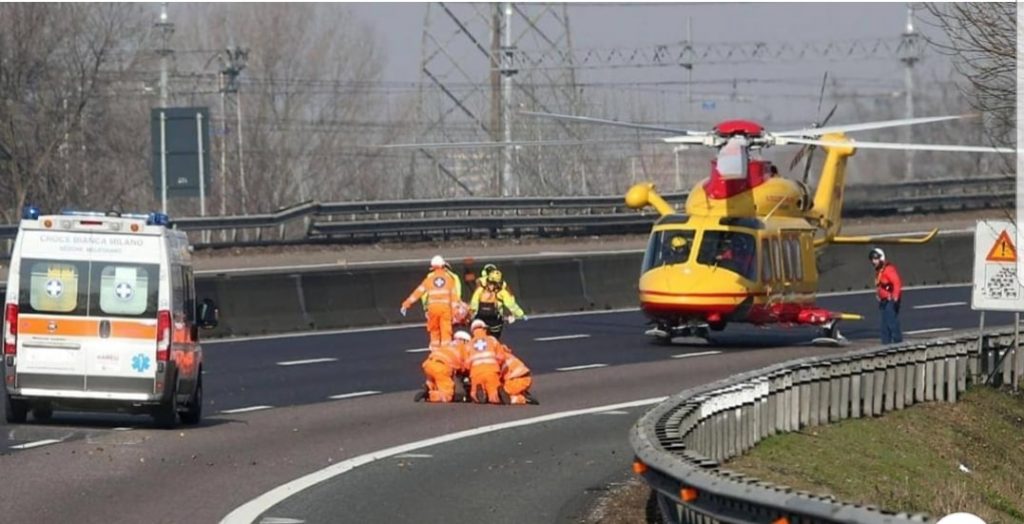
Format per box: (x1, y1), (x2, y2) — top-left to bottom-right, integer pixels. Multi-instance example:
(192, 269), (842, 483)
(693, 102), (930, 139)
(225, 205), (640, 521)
(869, 247), (885, 262)
(430, 255), (445, 268)
(470, 319), (488, 331)
(936, 514), (986, 524)
(454, 331), (471, 341)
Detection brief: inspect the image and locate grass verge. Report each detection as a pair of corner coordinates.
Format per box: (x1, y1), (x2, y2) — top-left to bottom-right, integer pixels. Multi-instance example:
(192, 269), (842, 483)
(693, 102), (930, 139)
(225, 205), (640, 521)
(728, 387), (1024, 522)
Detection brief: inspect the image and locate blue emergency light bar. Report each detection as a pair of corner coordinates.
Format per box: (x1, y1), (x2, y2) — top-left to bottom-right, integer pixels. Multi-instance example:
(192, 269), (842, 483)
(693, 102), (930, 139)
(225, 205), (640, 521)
(23, 207), (172, 226)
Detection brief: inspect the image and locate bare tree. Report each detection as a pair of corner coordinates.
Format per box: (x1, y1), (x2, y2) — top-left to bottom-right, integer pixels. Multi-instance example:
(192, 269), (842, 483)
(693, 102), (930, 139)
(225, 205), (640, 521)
(0, 4), (149, 221)
(920, 3), (1016, 153)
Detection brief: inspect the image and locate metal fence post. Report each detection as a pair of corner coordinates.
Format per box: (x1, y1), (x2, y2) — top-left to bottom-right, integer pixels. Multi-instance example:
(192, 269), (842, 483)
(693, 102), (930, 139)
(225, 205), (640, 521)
(862, 357), (875, 417)
(872, 354), (885, 415)
(850, 359), (863, 419)
(884, 351), (897, 413)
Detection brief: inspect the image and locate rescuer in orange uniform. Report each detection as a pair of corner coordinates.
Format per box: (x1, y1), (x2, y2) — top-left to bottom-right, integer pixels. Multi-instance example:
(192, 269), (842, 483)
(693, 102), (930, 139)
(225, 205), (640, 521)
(870, 248), (903, 344)
(402, 255), (460, 348)
(466, 319), (508, 404)
(500, 345), (538, 405)
(416, 331), (470, 403)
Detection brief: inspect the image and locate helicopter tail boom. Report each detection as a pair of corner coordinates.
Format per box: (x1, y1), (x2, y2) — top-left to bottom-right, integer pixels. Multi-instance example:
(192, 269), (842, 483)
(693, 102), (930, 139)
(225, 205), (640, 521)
(809, 133), (855, 241)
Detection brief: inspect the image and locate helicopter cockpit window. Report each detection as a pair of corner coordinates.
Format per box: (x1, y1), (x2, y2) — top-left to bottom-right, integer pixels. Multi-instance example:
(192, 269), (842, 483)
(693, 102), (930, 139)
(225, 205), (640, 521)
(642, 230), (697, 272)
(716, 136), (749, 179)
(696, 230), (757, 281)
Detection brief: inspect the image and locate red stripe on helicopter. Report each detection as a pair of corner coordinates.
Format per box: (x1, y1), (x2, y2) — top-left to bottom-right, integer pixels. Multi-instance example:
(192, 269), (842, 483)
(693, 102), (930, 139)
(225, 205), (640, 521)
(640, 290), (753, 298)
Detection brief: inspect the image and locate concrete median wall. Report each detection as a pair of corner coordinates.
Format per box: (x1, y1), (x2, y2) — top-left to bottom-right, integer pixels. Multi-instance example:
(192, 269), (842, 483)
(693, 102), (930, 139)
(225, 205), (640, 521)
(194, 232), (970, 337)
(0, 233), (972, 338)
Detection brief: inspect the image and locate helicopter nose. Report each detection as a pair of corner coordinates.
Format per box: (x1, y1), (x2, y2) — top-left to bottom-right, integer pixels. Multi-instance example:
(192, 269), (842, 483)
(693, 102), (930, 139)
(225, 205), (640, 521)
(638, 265), (751, 320)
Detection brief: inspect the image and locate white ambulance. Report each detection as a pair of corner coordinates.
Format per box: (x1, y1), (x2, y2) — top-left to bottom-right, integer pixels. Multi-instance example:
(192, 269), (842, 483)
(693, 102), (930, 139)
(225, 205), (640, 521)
(2, 208), (217, 428)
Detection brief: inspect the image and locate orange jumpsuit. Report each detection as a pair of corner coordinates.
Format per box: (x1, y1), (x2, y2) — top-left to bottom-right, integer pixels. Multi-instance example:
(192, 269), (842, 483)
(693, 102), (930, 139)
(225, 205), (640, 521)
(466, 328), (507, 404)
(501, 351), (533, 405)
(403, 269), (459, 348)
(421, 340), (465, 403)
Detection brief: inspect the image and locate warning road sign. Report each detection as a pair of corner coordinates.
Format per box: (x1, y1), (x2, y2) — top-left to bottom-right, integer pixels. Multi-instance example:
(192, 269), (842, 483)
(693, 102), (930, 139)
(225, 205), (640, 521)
(985, 230), (1017, 262)
(973, 220), (1024, 311)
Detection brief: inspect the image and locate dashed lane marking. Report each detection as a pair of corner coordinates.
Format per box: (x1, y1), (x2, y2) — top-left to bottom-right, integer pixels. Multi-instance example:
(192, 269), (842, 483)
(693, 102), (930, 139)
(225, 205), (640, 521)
(220, 405), (274, 414)
(906, 327), (953, 336)
(913, 302), (967, 310)
(10, 439), (62, 450)
(535, 334), (591, 342)
(394, 453), (434, 459)
(277, 358), (338, 367)
(327, 391), (382, 400)
(556, 363), (608, 372)
(404, 348), (430, 353)
(671, 350), (724, 359)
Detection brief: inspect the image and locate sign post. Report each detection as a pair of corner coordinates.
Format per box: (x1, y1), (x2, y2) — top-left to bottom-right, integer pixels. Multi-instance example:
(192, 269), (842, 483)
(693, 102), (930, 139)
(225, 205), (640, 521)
(971, 219), (1024, 388)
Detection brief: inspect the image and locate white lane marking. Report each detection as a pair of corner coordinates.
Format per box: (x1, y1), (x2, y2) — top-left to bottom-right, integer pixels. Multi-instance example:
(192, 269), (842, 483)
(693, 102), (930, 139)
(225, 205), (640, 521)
(906, 327), (953, 336)
(535, 334), (591, 342)
(112, 427), (134, 431)
(328, 391), (381, 400)
(404, 348), (431, 353)
(276, 358), (337, 367)
(220, 396), (668, 524)
(593, 410), (630, 415)
(220, 405), (273, 414)
(258, 518), (306, 524)
(913, 302), (967, 310)
(671, 350), (723, 359)
(11, 439), (62, 450)
(394, 453), (434, 459)
(556, 363), (607, 372)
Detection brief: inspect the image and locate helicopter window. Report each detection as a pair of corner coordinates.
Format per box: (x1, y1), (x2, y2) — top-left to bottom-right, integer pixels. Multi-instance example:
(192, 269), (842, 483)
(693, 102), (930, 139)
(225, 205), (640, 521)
(716, 136), (749, 179)
(761, 239), (773, 283)
(696, 230), (757, 281)
(643, 230), (697, 272)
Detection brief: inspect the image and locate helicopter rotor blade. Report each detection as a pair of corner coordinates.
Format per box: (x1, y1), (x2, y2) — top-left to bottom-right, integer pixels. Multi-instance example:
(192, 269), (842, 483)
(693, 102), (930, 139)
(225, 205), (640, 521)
(775, 114), (975, 138)
(519, 110), (705, 136)
(800, 102), (839, 184)
(378, 137), (665, 150)
(815, 71), (829, 116)
(784, 137), (1017, 154)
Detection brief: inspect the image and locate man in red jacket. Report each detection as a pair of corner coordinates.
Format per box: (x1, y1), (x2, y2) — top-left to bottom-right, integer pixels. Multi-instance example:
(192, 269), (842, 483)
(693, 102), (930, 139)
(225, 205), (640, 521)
(870, 248), (903, 344)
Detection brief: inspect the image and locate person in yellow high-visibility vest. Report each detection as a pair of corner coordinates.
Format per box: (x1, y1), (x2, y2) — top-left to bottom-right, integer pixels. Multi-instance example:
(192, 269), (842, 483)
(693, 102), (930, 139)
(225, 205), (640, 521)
(469, 269), (526, 339)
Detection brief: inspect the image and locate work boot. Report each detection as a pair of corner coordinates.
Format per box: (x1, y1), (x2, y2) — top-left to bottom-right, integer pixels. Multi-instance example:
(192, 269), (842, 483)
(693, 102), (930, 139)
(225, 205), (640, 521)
(525, 393), (540, 405)
(413, 387), (428, 402)
(497, 389), (510, 405)
(474, 387), (487, 404)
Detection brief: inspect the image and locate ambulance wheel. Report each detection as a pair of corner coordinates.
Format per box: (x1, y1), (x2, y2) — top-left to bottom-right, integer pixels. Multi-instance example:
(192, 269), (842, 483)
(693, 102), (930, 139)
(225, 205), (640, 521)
(180, 374), (203, 426)
(33, 403), (53, 422)
(152, 384), (179, 429)
(4, 391), (28, 424)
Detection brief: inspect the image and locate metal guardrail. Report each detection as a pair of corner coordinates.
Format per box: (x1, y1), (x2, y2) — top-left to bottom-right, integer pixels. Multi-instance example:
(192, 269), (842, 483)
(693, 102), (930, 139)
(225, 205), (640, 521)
(631, 327), (1021, 524)
(0, 175), (1010, 249)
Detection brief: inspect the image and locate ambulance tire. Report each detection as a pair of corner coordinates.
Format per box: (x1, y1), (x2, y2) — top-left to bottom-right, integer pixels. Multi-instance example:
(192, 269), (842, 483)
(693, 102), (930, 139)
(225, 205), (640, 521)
(4, 391), (28, 424)
(33, 403), (53, 422)
(152, 382), (179, 429)
(180, 374), (203, 426)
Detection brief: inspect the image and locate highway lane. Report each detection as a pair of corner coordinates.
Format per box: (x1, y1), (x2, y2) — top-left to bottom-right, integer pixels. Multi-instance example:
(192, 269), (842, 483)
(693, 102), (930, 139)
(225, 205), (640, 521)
(0, 285), (1011, 524)
(0, 284), (1010, 452)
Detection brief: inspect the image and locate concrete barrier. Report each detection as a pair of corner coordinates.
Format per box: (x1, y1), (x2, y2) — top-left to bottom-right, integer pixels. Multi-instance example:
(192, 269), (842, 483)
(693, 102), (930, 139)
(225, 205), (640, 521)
(0, 232), (975, 338)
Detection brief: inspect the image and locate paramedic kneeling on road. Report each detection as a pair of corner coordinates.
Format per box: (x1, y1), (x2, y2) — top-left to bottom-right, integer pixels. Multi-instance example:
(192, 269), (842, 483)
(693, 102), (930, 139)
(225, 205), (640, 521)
(870, 248), (902, 344)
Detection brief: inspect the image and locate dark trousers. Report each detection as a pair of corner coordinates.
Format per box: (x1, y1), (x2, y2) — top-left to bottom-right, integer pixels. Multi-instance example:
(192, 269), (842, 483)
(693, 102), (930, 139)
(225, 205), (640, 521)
(880, 300), (902, 344)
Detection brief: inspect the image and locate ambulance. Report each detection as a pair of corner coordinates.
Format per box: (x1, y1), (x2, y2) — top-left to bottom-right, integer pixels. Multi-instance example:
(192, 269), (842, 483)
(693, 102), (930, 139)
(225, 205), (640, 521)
(2, 207), (217, 428)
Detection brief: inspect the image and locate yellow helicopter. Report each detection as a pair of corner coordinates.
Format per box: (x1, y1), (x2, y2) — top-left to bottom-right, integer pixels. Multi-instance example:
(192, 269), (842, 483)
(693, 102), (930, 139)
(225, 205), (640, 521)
(522, 111), (1015, 343)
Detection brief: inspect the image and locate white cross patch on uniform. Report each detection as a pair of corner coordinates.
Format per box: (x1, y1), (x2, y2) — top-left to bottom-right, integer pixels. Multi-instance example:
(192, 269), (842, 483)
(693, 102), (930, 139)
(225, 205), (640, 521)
(45, 279), (63, 298)
(473, 339), (488, 352)
(115, 282), (134, 301)
(433, 277), (446, 288)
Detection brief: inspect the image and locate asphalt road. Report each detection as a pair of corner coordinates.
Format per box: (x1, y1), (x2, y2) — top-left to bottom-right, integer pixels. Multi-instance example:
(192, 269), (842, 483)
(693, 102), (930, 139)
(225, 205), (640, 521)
(0, 284), (1013, 524)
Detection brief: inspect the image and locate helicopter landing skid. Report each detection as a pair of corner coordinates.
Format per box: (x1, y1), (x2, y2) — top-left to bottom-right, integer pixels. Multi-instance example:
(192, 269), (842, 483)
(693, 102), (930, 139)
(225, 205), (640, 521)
(646, 324), (711, 345)
(812, 320), (848, 347)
